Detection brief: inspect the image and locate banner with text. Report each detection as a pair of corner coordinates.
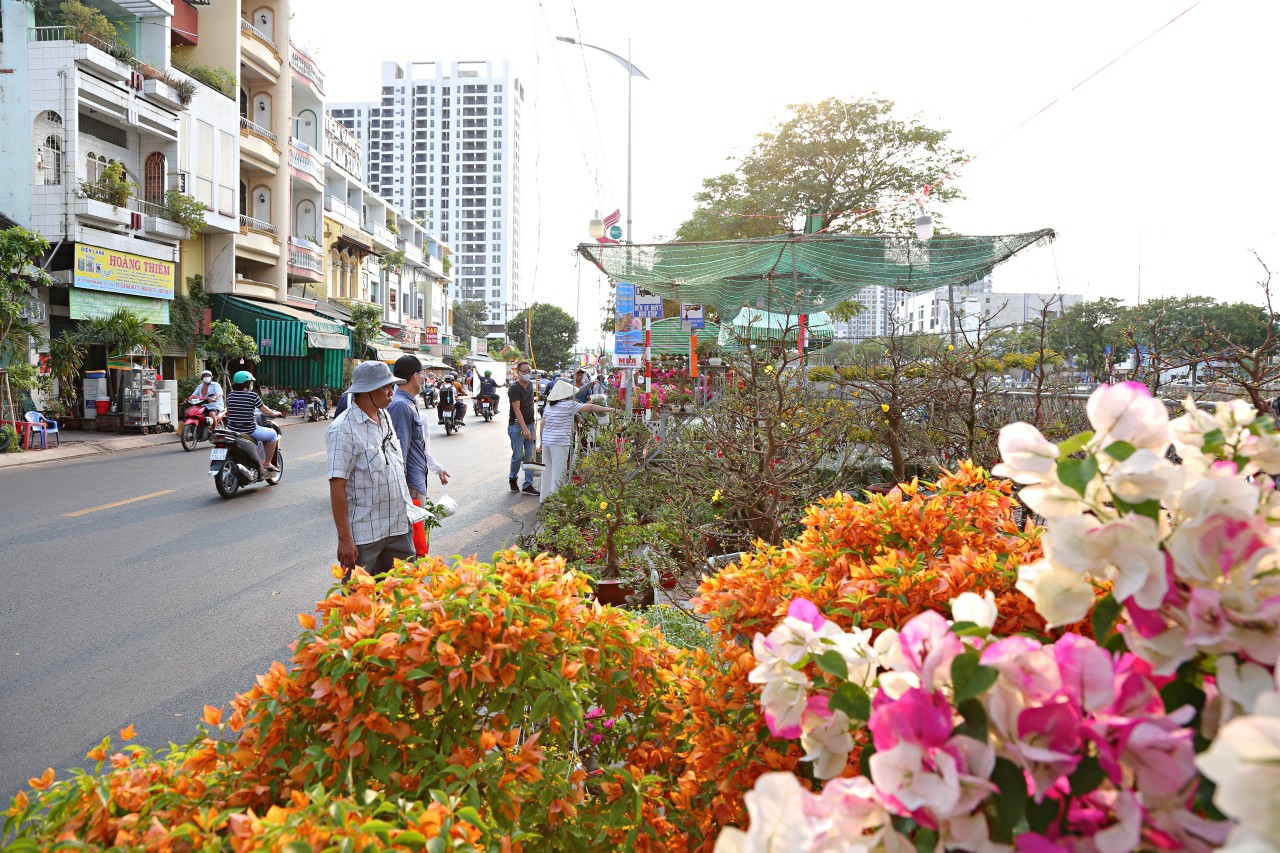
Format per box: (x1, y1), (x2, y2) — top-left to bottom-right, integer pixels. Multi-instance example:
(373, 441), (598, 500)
(74, 243), (176, 300)
(70, 287), (170, 324)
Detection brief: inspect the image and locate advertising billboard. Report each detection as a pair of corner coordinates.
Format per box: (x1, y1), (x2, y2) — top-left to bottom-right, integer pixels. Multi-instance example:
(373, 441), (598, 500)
(74, 244), (176, 300)
(69, 288), (170, 324)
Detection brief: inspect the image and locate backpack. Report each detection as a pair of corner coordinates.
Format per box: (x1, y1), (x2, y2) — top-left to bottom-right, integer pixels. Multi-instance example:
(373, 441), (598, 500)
(438, 383), (455, 406)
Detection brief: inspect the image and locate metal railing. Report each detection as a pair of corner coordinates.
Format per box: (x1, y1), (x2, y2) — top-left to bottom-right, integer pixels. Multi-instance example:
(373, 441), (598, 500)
(288, 138), (323, 181)
(239, 116), (277, 144)
(289, 44), (324, 92)
(239, 17), (276, 51)
(288, 238), (324, 273)
(240, 214), (277, 235)
(363, 220), (397, 245)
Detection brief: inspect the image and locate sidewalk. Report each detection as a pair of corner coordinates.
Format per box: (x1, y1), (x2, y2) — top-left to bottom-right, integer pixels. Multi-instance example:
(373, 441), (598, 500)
(0, 418), (311, 470)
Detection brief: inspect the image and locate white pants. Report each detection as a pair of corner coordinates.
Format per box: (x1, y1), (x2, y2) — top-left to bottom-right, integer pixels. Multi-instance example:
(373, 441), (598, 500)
(539, 442), (572, 502)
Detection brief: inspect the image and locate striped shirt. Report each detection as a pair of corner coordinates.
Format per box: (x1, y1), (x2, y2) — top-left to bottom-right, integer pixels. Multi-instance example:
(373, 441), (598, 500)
(225, 390), (263, 433)
(540, 399), (584, 446)
(326, 405), (430, 546)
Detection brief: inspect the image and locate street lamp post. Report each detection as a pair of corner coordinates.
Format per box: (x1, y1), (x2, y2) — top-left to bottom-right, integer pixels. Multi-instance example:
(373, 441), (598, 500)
(558, 35), (648, 417)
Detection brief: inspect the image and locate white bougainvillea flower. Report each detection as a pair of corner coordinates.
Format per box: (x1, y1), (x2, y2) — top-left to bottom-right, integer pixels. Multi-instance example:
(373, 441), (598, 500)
(1084, 515), (1168, 609)
(712, 771), (814, 852)
(1106, 447), (1182, 505)
(992, 422), (1059, 484)
(1016, 559), (1096, 628)
(950, 590), (998, 630)
(1197, 709), (1280, 849)
(1087, 382), (1171, 454)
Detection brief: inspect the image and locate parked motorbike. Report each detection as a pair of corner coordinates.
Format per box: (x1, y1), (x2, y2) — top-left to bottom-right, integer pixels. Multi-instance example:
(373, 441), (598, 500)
(306, 392), (329, 422)
(474, 395), (496, 422)
(180, 396), (219, 451)
(208, 416), (284, 497)
(420, 382), (439, 409)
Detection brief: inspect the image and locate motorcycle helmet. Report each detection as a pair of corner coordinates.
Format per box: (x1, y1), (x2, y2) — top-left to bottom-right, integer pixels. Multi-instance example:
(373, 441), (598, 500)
(484, 370), (492, 377)
(444, 373), (456, 382)
(233, 370), (255, 385)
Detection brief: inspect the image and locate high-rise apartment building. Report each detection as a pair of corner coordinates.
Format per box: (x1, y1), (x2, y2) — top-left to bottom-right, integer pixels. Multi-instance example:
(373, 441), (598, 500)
(831, 286), (895, 340)
(330, 59), (522, 332)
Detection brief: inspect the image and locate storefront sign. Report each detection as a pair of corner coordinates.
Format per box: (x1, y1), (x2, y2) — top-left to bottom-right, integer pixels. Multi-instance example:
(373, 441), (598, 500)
(69, 287), (170, 324)
(74, 244), (175, 300)
(423, 325), (440, 346)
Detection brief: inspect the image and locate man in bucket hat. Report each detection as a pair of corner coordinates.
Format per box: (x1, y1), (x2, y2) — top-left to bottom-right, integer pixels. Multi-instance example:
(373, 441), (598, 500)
(326, 361), (431, 578)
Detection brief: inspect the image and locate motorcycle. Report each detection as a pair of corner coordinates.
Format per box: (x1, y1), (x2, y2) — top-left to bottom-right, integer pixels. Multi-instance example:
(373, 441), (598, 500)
(208, 415), (284, 498)
(474, 395), (496, 422)
(420, 383), (439, 409)
(180, 396), (220, 451)
(439, 404), (457, 435)
(306, 392), (329, 422)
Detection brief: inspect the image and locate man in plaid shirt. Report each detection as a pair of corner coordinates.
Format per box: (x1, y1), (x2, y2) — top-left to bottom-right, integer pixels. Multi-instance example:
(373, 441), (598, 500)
(327, 361), (430, 578)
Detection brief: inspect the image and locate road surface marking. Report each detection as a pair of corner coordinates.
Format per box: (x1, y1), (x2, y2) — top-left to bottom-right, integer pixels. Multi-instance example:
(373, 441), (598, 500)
(298, 451), (326, 460)
(65, 489), (176, 517)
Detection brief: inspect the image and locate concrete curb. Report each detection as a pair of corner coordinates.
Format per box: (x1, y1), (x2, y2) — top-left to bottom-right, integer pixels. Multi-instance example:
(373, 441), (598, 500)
(0, 418), (313, 471)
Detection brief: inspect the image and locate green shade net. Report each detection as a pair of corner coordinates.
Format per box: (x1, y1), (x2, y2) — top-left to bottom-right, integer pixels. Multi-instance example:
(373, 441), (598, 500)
(578, 230), (1056, 316)
(717, 307), (834, 352)
(646, 317), (723, 355)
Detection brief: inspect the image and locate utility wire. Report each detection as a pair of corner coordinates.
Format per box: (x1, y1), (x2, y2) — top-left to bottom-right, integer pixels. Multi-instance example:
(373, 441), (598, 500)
(566, 0), (616, 202)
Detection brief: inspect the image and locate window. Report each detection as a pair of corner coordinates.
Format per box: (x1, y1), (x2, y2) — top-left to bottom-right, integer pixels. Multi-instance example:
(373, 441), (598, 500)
(144, 152), (166, 205)
(34, 110), (63, 186)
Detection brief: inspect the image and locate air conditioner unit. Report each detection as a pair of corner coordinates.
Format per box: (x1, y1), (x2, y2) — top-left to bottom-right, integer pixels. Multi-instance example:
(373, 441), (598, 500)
(48, 269), (74, 285)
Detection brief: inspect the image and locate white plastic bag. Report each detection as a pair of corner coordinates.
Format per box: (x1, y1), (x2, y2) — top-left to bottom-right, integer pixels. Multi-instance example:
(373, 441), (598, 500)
(436, 484), (459, 518)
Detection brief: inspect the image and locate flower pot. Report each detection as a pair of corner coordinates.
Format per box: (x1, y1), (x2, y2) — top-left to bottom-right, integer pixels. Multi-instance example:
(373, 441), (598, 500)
(594, 579), (633, 606)
(96, 412), (125, 433)
(658, 570), (678, 589)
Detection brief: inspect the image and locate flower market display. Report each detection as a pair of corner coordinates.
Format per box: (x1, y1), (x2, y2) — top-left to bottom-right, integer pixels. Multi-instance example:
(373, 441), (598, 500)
(7, 383), (1280, 851)
(716, 383), (1280, 851)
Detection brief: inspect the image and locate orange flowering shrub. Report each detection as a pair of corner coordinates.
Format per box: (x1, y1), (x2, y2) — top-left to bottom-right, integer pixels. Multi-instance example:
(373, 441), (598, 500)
(4, 551), (682, 851)
(630, 463), (1075, 851)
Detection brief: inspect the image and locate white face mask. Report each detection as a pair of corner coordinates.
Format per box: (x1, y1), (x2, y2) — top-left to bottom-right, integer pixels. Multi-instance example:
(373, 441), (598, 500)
(519, 371), (532, 380)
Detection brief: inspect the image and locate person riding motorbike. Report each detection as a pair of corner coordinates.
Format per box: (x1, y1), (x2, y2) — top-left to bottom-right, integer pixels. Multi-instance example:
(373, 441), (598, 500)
(476, 369), (500, 413)
(192, 369), (225, 428)
(437, 372), (467, 427)
(224, 370), (284, 472)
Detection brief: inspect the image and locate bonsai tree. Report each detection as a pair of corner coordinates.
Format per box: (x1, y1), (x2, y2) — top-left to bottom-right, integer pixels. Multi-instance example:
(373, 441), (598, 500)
(77, 308), (166, 411)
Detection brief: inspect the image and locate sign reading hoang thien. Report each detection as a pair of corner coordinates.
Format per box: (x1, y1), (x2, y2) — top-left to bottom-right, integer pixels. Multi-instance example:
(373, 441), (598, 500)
(74, 244), (176, 301)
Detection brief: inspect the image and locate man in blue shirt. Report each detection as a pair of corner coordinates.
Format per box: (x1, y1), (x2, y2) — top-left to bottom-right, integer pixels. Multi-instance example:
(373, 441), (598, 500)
(388, 355), (450, 503)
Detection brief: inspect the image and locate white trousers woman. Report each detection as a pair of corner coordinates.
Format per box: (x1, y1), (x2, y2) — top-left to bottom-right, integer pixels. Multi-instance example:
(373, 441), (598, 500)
(539, 442), (572, 503)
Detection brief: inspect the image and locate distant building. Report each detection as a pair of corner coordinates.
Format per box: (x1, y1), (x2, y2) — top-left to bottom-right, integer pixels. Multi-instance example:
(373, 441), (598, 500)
(830, 285), (895, 339)
(895, 275), (1082, 336)
(330, 59), (523, 334)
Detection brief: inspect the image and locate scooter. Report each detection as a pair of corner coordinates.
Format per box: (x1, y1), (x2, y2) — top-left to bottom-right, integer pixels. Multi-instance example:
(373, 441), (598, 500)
(474, 395), (496, 422)
(180, 396), (219, 451)
(208, 415), (284, 498)
(420, 382), (439, 409)
(439, 404), (457, 436)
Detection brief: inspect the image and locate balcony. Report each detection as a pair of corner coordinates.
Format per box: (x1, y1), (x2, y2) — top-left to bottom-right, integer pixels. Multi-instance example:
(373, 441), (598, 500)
(237, 215), (280, 263)
(363, 220), (398, 253)
(288, 137), (324, 190)
(73, 196), (133, 228)
(289, 44), (324, 96)
(30, 28), (132, 82)
(288, 236), (324, 283)
(239, 18), (281, 81)
(323, 195), (360, 230)
(399, 240), (423, 266)
(135, 199), (190, 240)
(239, 117), (280, 171)
(141, 78), (186, 111)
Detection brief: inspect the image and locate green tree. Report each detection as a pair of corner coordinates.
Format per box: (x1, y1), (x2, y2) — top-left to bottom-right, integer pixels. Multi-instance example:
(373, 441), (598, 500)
(506, 304), (578, 370)
(675, 96), (967, 241)
(197, 319), (258, 385)
(78, 308), (166, 409)
(349, 302), (381, 362)
(1049, 297), (1126, 379)
(450, 300), (488, 343)
(0, 227), (52, 368)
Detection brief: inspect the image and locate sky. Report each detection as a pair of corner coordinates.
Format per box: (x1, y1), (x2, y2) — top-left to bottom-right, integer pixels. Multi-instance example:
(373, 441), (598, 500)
(293, 0), (1280, 349)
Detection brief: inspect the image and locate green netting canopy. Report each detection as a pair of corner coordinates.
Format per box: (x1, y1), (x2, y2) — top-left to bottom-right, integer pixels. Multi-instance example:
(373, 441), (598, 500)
(646, 317), (722, 355)
(578, 230), (1056, 315)
(717, 307), (834, 352)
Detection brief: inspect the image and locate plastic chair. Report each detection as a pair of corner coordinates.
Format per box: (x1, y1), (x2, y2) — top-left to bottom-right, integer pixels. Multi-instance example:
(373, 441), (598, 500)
(291, 399), (306, 416)
(24, 411), (59, 449)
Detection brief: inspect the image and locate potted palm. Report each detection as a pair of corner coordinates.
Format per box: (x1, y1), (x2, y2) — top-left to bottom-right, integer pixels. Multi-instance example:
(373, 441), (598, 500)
(48, 334), (87, 429)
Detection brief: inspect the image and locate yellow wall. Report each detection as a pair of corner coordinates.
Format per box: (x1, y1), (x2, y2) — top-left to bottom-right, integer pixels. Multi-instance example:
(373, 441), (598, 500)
(178, 235), (206, 293)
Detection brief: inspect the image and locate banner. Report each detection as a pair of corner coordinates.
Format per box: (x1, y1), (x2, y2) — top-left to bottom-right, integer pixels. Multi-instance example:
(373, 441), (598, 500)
(423, 325), (440, 346)
(74, 244), (175, 300)
(69, 287), (170, 324)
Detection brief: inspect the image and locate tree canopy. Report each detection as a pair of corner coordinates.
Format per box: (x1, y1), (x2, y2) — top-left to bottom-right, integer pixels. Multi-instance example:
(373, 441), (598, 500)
(506, 304), (578, 370)
(198, 319), (259, 385)
(451, 300), (489, 343)
(675, 97), (967, 242)
(0, 227), (52, 366)
(349, 302), (381, 361)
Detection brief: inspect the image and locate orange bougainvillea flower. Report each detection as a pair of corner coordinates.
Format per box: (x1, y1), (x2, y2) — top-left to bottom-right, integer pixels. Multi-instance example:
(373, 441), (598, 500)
(119, 724), (136, 741)
(27, 768), (54, 791)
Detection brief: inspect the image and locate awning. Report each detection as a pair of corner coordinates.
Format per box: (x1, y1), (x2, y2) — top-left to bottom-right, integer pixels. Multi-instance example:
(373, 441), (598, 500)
(307, 330), (349, 350)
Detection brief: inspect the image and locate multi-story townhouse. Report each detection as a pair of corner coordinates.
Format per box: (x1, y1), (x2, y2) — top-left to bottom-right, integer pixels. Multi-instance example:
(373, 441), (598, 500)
(330, 59), (521, 335)
(0, 0), (240, 382)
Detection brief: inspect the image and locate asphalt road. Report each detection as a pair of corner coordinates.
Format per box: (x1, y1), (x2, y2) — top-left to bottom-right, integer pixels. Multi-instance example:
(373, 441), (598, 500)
(0, 409), (539, 800)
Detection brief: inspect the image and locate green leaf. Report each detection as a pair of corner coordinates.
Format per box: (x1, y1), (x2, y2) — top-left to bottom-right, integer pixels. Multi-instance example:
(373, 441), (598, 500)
(1025, 795), (1060, 834)
(1056, 430), (1094, 456)
(953, 698), (988, 741)
(913, 828), (939, 853)
(1091, 593), (1122, 640)
(1112, 495), (1163, 520)
(1161, 679), (1206, 717)
(829, 682), (871, 722)
(951, 651), (999, 704)
(1069, 754), (1106, 797)
(990, 758), (1027, 843)
(1056, 455), (1099, 497)
(814, 650), (849, 681)
(858, 741), (876, 778)
(1103, 440), (1137, 461)
(949, 620), (990, 637)
(1202, 427), (1226, 455)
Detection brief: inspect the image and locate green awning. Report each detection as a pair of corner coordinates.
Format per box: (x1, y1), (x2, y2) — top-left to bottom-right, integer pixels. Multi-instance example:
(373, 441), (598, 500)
(645, 317), (723, 355)
(718, 307), (834, 352)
